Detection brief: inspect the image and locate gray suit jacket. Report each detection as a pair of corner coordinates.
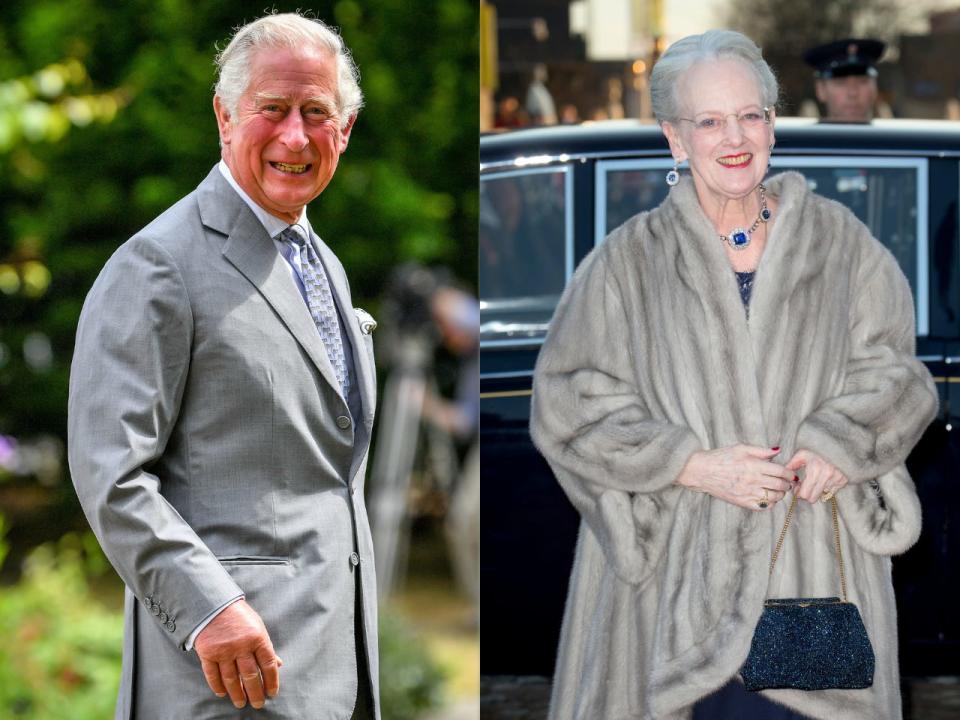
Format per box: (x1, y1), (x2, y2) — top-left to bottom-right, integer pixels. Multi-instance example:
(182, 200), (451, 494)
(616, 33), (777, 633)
(68, 166), (379, 719)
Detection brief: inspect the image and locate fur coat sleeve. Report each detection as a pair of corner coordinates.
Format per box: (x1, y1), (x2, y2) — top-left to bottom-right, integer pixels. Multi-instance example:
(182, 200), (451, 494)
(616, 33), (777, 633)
(794, 228), (936, 482)
(530, 242), (702, 586)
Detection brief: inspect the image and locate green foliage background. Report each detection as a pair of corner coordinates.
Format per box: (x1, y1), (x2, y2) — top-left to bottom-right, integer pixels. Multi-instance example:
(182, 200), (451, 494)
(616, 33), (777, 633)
(0, 0), (477, 519)
(0, 1), (476, 715)
(0, 519), (446, 719)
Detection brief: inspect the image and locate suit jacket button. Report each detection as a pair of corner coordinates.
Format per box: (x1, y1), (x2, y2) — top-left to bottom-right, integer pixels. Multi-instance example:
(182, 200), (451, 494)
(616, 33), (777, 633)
(143, 596), (152, 609)
(166, 621), (176, 632)
(151, 603), (161, 616)
(350, 552), (360, 567)
(336, 415), (351, 429)
(159, 612), (168, 624)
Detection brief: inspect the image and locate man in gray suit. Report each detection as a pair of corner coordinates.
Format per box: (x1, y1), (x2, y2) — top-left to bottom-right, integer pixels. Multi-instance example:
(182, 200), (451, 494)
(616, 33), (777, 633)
(68, 13), (379, 719)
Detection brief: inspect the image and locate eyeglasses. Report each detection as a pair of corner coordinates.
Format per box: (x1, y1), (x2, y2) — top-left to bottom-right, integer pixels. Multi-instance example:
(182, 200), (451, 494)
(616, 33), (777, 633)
(676, 107), (771, 135)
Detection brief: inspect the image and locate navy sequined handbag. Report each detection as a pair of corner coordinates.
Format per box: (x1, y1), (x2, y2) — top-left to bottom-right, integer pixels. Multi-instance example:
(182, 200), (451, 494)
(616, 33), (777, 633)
(741, 496), (875, 691)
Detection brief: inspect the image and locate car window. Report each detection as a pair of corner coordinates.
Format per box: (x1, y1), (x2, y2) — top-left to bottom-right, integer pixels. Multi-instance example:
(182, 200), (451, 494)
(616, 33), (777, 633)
(480, 167), (572, 344)
(597, 159), (673, 240)
(772, 158), (928, 335)
(596, 157), (929, 335)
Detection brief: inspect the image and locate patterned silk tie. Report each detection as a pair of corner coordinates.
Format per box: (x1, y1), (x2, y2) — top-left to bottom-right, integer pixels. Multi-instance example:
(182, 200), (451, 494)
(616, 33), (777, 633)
(280, 227), (350, 399)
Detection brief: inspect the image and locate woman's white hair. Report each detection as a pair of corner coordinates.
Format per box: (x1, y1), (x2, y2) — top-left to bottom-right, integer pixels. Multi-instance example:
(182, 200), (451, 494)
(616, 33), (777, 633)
(650, 29), (778, 123)
(214, 12), (363, 128)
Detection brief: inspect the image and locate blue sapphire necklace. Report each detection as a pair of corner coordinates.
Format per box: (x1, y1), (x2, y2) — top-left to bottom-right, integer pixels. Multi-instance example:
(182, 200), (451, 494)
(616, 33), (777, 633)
(719, 184), (771, 250)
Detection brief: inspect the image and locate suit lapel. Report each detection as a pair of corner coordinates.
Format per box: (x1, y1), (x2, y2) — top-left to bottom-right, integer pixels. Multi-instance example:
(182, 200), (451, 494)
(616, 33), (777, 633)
(197, 168), (343, 396)
(314, 235), (377, 427)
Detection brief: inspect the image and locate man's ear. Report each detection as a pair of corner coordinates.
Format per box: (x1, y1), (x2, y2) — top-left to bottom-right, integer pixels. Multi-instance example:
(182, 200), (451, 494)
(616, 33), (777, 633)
(660, 121), (687, 163)
(814, 79), (828, 105)
(213, 95), (233, 146)
(338, 114), (357, 154)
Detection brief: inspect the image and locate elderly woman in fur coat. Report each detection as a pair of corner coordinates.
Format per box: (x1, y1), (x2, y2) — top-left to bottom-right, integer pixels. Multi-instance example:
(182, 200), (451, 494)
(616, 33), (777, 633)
(530, 30), (938, 720)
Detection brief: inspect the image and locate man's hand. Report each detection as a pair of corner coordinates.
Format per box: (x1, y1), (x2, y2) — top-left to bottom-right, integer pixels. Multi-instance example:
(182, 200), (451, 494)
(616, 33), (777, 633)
(194, 599), (282, 709)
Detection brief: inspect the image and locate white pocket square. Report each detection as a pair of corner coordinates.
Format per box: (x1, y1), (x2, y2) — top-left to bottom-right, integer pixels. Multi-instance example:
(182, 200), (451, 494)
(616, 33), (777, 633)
(354, 308), (377, 335)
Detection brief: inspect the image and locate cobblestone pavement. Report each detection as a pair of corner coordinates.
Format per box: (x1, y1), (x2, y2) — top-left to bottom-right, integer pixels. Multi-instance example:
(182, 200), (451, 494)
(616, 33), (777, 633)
(480, 675), (960, 719)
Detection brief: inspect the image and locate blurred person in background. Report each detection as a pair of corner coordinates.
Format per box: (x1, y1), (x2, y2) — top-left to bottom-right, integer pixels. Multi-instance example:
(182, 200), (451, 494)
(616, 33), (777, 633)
(422, 286), (480, 618)
(526, 63), (558, 126)
(423, 287), (479, 442)
(560, 103), (581, 125)
(495, 95), (528, 128)
(803, 38), (885, 122)
(68, 12), (380, 719)
(531, 29), (936, 720)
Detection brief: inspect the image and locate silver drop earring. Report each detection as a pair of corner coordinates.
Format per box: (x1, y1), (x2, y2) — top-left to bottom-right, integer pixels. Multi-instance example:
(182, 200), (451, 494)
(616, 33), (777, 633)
(665, 162), (680, 187)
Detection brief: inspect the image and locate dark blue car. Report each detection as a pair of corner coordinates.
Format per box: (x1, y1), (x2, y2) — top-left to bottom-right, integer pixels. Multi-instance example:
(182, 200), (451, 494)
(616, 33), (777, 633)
(480, 119), (960, 677)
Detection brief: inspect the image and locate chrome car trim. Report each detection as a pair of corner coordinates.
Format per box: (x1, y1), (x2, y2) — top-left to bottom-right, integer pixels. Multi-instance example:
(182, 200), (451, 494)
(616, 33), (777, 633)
(482, 151), (654, 172)
(480, 389), (533, 399)
(479, 369), (535, 380)
(480, 337), (546, 349)
(481, 146), (960, 173)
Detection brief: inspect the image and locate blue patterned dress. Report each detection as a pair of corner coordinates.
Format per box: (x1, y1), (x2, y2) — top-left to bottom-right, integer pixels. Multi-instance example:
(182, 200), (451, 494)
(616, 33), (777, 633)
(736, 270), (756, 310)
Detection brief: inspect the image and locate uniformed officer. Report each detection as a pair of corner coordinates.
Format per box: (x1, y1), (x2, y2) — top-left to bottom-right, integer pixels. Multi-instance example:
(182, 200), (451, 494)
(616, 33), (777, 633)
(803, 38), (886, 122)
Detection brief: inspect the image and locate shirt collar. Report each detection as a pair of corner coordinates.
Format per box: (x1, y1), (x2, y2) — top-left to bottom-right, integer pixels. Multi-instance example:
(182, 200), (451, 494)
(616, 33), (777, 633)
(217, 160), (314, 240)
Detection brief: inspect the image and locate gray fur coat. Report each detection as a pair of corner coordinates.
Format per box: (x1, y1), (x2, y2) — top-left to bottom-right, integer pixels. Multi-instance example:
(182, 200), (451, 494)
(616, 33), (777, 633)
(530, 172), (938, 720)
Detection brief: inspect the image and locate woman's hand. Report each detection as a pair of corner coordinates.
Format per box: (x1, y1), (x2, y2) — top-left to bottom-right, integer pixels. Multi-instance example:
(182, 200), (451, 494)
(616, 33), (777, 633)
(675, 444), (796, 511)
(785, 449), (848, 504)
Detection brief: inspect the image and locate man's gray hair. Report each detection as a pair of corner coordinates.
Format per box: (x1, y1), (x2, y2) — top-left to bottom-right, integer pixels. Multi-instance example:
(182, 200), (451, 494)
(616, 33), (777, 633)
(215, 12), (363, 128)
(650, 29), (778, 123)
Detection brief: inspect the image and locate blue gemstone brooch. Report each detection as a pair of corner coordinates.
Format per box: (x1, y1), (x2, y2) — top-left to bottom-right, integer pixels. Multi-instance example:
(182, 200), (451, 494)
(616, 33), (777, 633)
(719, 184), (771, 250)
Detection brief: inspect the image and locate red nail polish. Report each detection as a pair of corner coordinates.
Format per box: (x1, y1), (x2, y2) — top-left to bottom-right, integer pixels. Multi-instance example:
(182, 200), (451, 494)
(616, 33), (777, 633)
(771, 446), (780, 452)
(793, 475), (799, 483)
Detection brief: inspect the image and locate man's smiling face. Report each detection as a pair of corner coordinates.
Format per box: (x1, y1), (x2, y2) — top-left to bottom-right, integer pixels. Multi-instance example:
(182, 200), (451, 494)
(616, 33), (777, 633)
(214, 46), (354, 223)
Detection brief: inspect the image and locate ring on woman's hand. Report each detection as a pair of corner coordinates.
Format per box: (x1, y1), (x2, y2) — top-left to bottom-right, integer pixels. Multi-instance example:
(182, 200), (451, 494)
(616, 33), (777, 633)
(757, 488), (770, 509)
(821, 488), (836, 502)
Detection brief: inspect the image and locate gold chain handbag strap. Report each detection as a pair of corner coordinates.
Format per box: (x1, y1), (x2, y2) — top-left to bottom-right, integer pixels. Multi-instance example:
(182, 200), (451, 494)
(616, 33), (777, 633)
(768, 495), (847, 602)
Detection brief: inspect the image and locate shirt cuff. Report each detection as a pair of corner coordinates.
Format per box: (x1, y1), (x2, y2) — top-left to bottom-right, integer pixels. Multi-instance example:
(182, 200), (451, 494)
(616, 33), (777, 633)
(183, 594), (244, 651)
